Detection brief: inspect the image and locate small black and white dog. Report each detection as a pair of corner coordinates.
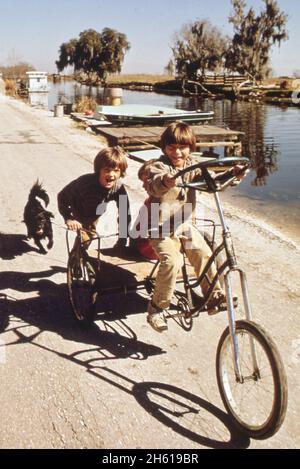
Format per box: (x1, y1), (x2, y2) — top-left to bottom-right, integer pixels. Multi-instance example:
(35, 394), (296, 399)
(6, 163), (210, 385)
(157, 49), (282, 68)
(23, 181), (54, 254)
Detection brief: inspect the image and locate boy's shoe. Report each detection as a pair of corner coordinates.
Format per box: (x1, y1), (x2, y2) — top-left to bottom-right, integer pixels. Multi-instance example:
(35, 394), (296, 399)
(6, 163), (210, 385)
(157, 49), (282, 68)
(147, 302), (168, 332)
(207, 293), (238, 316)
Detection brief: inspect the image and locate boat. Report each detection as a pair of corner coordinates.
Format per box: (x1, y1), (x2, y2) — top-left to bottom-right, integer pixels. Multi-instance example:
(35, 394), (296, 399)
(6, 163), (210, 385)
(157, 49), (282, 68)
(94, 104), (214, 126)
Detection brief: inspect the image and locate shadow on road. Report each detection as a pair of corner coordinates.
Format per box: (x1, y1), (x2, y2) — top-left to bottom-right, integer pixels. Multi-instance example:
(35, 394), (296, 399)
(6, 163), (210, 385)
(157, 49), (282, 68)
(133, 380), (250, 449)
(0, 243), (250, 448)
(0, 265), (163, 361)
(0, 233), (39, 260)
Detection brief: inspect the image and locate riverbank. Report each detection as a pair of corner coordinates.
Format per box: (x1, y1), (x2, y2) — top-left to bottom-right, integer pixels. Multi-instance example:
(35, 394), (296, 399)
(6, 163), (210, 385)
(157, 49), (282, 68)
(104, 75), (300, 106)
(0, 95), (300, 448)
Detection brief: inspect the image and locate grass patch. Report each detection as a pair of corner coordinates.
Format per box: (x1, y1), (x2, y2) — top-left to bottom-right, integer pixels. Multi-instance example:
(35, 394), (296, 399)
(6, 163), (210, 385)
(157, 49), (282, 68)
(107, 74), (174, 85)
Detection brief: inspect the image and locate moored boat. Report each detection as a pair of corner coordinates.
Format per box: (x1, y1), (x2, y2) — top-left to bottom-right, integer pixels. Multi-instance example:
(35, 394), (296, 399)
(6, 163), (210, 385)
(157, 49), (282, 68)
(94, 104), (214, 125)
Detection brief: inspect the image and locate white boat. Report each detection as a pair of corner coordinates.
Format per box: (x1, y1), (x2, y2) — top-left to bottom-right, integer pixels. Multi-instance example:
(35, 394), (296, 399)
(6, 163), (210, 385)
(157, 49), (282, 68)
(95, 104), (214, 126)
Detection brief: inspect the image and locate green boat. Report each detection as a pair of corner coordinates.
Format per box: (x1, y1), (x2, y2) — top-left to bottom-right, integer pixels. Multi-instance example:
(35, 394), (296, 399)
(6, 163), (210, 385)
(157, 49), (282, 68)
(95, 104), (214, 126)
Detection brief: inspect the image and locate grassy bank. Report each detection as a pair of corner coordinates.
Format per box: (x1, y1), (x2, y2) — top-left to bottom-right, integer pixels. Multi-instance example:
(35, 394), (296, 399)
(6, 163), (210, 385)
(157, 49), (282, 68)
(107, 74), (173, 85)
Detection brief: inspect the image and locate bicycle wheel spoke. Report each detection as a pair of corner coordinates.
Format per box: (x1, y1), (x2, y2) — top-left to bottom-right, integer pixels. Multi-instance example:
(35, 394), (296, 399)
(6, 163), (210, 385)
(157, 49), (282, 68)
(67, 248), (97, 322)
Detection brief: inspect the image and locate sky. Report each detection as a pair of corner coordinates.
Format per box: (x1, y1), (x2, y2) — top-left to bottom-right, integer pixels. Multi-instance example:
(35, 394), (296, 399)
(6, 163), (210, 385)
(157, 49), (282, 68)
(0, 0), (299, 76)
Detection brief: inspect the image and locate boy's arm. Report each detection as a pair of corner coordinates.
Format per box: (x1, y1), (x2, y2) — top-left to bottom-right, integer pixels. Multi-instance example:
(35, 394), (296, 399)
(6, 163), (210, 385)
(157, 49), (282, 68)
(57, 180), (77, 223)
(147, 164), (174, 197)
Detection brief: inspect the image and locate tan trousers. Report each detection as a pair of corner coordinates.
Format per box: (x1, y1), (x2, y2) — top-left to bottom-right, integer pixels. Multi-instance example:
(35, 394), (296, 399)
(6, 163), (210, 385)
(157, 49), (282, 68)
(150, 224), (222, 309)
(80, 220), (98, 245)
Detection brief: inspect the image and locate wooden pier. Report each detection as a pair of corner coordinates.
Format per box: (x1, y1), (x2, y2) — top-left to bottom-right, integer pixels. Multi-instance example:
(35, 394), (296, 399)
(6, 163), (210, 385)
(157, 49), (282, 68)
(92, 124), (244, 155)
(71, 113), (244, 155)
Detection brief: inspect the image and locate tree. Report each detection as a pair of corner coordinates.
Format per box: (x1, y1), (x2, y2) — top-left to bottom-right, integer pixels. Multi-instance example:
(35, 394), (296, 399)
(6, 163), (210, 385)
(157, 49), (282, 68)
(226, 0), (288, 81)
(56, 39), (78, 72)
(98, 28), (131, 83)
(171, 20), (230, 80)
(164, 60), (175, 76)
(56, 28), (130, 84)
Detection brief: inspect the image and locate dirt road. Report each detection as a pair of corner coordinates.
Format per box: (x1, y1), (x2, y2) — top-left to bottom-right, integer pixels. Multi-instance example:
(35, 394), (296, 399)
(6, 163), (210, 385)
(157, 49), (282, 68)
(0, 95), (300, 449)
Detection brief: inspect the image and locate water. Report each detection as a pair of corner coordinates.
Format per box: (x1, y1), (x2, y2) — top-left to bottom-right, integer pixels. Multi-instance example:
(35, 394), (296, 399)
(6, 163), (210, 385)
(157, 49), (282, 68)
(47, 80), (300, 245)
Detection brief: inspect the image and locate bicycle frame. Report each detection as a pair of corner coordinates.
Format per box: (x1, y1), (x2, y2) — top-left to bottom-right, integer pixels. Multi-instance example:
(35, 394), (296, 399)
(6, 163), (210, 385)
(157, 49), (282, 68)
(214, 192), (259, 382)
(158, 191), (259, 383)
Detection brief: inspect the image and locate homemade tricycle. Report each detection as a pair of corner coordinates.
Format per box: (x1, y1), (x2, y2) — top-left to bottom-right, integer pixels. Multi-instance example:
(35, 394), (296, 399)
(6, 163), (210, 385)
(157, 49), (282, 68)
(66, 156), (288, 440)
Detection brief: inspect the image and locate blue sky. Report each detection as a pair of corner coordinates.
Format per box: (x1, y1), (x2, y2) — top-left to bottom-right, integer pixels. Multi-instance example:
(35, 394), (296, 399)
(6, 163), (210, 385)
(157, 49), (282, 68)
(0, 0), (299, 75)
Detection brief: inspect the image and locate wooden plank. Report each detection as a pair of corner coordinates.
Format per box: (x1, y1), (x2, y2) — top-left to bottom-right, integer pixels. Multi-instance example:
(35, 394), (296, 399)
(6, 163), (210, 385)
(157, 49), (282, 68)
(87, 247), (156, 284)
(94, 125), (244, 148)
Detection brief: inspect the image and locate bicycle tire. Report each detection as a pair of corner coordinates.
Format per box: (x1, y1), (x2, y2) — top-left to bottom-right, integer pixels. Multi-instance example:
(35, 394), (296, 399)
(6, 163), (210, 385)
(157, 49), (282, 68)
(216, 320), (288, 439)
(67, 249), (97, 322)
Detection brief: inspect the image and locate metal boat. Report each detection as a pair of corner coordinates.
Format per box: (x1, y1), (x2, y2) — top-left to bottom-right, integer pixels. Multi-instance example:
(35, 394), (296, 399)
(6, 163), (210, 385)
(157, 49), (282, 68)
(95, 104), (214, 126)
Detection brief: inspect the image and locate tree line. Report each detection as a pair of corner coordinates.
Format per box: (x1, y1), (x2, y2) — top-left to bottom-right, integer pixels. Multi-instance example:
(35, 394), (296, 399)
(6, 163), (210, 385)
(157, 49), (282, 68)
(56, 0), (288, 85)
(172, 0), (288, 83)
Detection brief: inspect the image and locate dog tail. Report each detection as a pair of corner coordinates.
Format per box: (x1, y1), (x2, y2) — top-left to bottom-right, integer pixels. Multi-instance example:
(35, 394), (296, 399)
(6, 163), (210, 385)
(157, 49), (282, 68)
(28, 180), (50, 207)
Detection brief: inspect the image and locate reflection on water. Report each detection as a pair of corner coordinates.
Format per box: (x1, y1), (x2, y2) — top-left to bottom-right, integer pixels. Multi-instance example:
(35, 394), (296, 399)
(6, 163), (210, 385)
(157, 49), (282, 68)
(249, 138), (279, 188)
(199, 99), (281, 188)
(48, 80), (300, 243)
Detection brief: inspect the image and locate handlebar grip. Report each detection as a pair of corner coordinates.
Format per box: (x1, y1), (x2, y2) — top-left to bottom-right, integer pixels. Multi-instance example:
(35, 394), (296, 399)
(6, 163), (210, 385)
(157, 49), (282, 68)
(175, 156), (250, 179)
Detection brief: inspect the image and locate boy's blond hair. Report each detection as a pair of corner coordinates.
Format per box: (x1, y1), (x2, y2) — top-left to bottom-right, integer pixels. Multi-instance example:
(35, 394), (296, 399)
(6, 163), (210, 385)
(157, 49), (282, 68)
(94, 146), (128, 178)
(160, 122), (196, 152)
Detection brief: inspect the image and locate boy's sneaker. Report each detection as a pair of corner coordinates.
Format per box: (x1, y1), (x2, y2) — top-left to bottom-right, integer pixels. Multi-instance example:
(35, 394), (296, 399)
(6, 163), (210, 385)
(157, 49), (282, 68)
(147, 302), (168, 332)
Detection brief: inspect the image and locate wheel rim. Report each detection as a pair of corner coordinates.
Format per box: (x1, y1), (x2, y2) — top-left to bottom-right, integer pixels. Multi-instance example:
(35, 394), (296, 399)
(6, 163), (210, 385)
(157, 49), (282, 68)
(67, 256), (93, 321)
(219, 328), (277, 431)
(177, 297), (193, 331)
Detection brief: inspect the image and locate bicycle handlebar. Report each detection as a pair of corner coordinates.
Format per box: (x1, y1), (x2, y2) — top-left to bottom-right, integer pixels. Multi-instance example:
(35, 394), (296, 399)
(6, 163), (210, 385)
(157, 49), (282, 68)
(175, 156), (250, 179)
(176, 156), (250, 193)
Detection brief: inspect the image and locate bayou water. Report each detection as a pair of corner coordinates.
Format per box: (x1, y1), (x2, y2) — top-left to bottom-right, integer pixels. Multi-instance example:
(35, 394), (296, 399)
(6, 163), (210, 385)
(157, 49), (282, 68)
(47, 81), (300, 246)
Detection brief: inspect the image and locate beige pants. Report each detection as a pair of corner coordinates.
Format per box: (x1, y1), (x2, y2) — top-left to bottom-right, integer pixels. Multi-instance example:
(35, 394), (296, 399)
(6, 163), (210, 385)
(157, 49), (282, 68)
(150, 224), (222, 309)
(80, 220), (98, 245)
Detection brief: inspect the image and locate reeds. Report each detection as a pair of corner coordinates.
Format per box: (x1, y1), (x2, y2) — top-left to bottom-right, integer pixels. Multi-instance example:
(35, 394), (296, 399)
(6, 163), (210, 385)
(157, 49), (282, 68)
(4, 79), (17, 96)
(107, 74), (173, 85)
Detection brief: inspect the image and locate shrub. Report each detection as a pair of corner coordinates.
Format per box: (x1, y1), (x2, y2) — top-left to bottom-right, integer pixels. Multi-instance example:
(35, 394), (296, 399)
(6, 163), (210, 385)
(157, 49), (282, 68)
(5, 79), (17, 96)
(74, 96), (97, 113)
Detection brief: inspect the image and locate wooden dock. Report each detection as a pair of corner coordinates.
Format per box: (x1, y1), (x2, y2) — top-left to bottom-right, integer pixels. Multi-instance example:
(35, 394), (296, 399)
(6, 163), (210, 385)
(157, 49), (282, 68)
(93, 124), (244, 155)
(71, 113), (244, 155)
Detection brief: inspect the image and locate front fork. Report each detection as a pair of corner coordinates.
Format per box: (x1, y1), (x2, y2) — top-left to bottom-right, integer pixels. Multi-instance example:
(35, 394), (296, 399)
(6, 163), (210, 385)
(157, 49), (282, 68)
(214, 193), (259, 382)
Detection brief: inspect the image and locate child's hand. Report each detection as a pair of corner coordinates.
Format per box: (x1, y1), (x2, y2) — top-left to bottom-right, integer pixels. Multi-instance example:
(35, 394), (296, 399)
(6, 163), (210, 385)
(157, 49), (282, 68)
(231, 165), (250, 186)
(66, 219), (83, 231)
(163, 174), (177, 188)
(233, 165), (250, 179)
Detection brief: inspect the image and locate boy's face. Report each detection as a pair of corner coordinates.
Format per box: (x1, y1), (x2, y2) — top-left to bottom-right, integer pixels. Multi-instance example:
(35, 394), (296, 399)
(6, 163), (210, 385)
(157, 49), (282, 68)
(164, 144), (191, 168)
(140, 172), (150, 192)
(98, 166), (121, 189)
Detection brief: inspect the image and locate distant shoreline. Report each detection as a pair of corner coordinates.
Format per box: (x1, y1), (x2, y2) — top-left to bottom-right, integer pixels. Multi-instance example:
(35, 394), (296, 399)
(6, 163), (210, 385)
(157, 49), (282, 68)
(49, 73), (300, 106)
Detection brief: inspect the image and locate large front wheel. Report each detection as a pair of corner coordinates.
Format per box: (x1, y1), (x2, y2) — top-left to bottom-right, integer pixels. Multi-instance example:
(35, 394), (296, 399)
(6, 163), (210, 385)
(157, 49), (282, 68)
(216, 320), (288, 439)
